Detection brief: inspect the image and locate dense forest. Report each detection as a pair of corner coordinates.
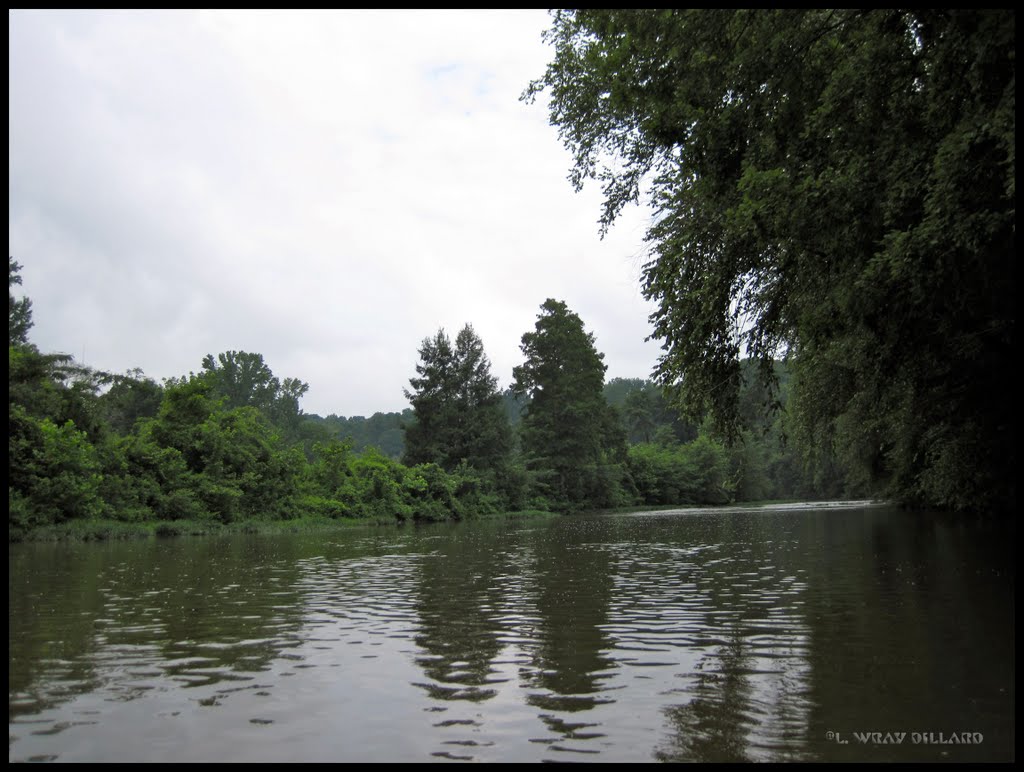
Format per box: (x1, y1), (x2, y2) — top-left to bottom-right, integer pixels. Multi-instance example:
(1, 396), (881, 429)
(10, 257), (858, 540)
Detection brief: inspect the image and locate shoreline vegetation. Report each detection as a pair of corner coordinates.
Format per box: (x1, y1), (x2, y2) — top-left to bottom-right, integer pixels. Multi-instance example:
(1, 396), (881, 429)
(6, 509), (551, 543)
(13, 266), (881, 545)
(10, 501), (859, 543)
(9, 271), (1007, 544)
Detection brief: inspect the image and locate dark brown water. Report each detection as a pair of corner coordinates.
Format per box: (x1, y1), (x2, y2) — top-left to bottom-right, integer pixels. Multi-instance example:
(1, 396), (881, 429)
(8, 502), (1015, 762)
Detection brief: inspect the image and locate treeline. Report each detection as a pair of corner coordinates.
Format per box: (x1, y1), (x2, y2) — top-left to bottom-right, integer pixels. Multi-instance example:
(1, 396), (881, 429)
(305, 411), (410, 459)
(9, 259), (860, 539)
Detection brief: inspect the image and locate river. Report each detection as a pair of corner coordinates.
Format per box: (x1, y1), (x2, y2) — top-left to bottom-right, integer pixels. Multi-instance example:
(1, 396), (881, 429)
(8, 501), (1015, 762)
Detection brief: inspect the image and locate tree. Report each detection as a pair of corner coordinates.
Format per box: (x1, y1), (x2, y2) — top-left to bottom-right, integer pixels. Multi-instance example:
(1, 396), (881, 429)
(623, 389), (656, 445)
(144, 375), (302, 522)
(403, 325), (512, 474)
(9, 257), (33, 347)
(9, 413), (105, 529)
(313, 410), (410, 459)
(527, 10), (1014, 513)
(8, 260), (106, 445)
(199, 350), (309, 436)
(513, 299), (628, 509)
(97, 369), (164, 435)
(201, 351), (281, 412)
(605, 377), (699, 445)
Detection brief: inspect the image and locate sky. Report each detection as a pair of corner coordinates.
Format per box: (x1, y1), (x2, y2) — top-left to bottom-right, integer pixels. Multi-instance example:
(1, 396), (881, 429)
(9, 9), (664, 418)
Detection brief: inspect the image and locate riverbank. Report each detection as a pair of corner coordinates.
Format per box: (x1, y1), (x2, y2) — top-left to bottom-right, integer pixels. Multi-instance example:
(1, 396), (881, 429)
(10, 500), (884, 543)
(7, 509), (561, 543)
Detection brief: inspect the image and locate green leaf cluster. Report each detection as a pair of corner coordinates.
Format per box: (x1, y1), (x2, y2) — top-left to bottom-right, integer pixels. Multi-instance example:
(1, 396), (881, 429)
(627, 436), (731, 506)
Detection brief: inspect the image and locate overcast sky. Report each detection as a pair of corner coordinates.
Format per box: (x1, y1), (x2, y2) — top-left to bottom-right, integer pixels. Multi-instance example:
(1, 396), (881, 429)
(9, 9), (663, 417)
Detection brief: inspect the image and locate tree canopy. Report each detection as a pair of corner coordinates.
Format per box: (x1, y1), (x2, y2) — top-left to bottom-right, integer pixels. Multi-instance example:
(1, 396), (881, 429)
(198, 350), (310, 435)
(403, 324), (512, 475)
(527, 9), (1015, 513)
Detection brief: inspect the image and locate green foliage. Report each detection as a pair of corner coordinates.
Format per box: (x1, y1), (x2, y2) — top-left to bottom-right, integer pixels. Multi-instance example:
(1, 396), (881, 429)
(306, 438), (355, 496)
(310, 410), (410, 458)
(528, 10), (1015, 513)
(605, 377), (699, 445)
(500, 386), (529, 429)
(8, 410), (105, 531)
(303, 438), (403, 518)
(49, 375), (303, 525)
(628, 435), (731, 507)
(200, 350), (280, 411)
(97, 369), (163, 435)
(602, 377), (648, 410)
(100, 429), (202, 522)
(9, 306), (117, 534)
(294, 494), (351, 520)
(301, 440), (492, 524)
(146, 378), (302, 522)
(9, 345), (107, 443)
(725, 432), (770, 503)
(513, 299), (630, 510)
(147, 376), (218, 467)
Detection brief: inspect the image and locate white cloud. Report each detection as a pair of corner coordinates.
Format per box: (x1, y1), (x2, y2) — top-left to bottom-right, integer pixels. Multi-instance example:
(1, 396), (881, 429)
(9, 9), (662, 417)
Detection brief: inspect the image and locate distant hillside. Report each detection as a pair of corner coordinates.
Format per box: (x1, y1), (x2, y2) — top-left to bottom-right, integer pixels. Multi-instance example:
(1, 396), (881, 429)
(306, 363), (791, 464)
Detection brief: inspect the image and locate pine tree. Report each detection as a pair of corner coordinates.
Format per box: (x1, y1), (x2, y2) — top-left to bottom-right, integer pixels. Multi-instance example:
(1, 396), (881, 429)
(403, 324), (511, 474)
(513, 299), (627, 509)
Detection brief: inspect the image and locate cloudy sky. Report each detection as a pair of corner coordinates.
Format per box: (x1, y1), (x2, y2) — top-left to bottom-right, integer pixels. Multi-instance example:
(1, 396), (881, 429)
(9, 9), (663, 417)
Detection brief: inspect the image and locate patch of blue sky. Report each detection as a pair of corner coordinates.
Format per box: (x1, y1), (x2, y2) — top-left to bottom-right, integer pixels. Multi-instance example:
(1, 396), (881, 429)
(426, 62), (461, 80)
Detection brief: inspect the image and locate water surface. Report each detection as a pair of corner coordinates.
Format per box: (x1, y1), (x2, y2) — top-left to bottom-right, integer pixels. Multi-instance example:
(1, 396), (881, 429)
(8, 502), (1015, 762)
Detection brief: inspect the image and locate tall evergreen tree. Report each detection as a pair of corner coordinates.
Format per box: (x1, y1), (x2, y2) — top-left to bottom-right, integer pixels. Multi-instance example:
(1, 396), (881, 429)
(403, 324), (511, 474)
(513, 299), (628, 509)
